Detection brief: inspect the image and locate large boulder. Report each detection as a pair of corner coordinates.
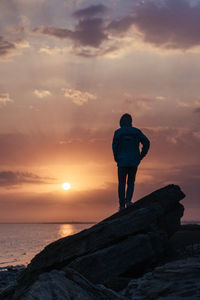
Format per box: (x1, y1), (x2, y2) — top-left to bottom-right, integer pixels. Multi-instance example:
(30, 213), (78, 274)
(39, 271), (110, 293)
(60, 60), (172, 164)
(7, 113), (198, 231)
(0, 268), (126, 300)
(1, 184), (185, 300)
(123, 256), (200, 299)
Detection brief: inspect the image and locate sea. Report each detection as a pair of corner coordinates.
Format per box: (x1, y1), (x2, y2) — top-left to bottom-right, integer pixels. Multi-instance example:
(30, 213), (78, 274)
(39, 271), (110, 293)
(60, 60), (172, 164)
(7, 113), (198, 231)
(0, 223), (94, 268)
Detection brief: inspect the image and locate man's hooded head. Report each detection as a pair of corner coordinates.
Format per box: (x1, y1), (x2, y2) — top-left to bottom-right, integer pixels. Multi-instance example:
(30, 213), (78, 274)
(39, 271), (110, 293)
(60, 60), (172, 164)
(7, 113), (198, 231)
(120, 113), (132, 127)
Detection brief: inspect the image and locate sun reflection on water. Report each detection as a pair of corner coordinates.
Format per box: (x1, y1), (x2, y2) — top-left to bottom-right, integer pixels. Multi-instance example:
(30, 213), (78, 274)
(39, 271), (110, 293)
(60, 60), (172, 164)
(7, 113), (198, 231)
(58, 224), (76, 238)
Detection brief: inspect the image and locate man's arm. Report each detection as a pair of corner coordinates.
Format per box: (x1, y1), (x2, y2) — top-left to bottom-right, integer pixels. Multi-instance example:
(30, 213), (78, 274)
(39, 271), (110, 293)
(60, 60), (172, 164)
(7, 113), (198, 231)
(112, 131), (119, 162)
(139, 130), (150, 160)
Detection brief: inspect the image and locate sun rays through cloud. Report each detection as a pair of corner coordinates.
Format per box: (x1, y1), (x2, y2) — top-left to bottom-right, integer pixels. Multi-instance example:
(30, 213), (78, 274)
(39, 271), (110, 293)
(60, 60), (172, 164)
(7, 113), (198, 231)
(0, 0), (199, 222)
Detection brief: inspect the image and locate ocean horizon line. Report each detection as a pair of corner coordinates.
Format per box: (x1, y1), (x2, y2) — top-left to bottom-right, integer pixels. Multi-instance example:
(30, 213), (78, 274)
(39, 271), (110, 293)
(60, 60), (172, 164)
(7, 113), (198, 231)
(0, 221), (200, 225)
(0, 222), (96, 224)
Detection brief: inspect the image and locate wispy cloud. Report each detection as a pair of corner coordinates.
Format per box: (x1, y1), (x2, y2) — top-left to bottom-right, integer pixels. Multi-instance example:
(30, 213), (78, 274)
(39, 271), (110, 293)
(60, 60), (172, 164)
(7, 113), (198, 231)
(0, 93), (13, 105)
(0, 36), (16, 57)
(107, 15), (134, 34)
(34, 89), (51, 98)
(123, 93), (162, 110)
(0, 171), (54, 187)
(0, 36), (29, 60)
(63, 88), (96, 105)
(177, 100), (200, 113)
(39, 46), (71, 56)
(72, 4), (108, 19)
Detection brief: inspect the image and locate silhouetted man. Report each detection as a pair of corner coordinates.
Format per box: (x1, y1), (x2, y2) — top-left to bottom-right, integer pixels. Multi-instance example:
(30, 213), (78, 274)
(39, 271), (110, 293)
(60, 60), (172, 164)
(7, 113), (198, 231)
(112, 113), (150, 211)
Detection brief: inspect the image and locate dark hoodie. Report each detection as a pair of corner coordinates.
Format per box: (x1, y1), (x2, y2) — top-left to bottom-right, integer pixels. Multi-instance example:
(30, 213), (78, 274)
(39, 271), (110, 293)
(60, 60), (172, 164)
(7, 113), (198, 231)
(112, 119), (150, 167)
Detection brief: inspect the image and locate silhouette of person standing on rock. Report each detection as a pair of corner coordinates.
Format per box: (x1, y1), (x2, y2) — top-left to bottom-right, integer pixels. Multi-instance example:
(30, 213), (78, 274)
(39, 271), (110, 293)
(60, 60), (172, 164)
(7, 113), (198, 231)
(112, 113), (150, 211)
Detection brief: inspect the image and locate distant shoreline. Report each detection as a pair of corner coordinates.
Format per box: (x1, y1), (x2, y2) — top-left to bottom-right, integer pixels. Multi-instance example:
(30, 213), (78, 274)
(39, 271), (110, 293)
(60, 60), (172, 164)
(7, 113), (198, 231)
(0, 221), (199, 225)
(0, 222), (96, 224)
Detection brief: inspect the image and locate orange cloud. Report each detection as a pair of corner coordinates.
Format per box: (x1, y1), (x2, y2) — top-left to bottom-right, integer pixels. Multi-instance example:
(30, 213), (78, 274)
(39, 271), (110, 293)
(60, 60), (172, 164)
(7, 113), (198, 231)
(0, 93), (13, 105)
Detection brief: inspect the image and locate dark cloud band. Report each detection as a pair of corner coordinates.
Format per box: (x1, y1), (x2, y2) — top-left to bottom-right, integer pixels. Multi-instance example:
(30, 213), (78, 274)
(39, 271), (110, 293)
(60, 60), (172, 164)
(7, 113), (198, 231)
(33, 0), (200, 55)
(0, 36), (16, 57)
(0, 171), (54, 186)
(34, 17), (107, 48)
(73, 4), (108, 19)
(133, 0), (200, 49)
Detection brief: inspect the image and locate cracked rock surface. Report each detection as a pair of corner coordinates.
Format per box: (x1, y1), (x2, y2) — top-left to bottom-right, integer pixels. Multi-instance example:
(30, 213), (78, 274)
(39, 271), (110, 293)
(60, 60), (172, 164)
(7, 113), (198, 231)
(123, 256), (200, 300)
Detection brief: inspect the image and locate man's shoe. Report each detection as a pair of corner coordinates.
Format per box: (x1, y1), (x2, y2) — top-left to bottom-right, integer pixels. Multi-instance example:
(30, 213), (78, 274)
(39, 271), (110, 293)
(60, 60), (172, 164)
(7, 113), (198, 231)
(119, 205), (125, 212)
(126, 201), (134, 208)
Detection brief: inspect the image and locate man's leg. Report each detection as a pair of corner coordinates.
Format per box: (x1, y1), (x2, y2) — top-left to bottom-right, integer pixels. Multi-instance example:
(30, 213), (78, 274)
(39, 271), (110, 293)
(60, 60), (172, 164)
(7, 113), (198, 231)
(118, 167), (128, 210)
(126, 166), (137, 206)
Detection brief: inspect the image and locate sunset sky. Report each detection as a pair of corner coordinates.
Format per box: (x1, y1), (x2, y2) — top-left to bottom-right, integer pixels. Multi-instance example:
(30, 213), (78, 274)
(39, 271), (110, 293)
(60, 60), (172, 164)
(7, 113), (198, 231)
(0, 0), (200, 222)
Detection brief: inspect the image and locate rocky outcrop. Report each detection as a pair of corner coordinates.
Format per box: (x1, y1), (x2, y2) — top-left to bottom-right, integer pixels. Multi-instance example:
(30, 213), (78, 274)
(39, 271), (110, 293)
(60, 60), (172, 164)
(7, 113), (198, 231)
(0, 266), (25, 293)
(123, 256), (200, 299)
(1, 268), (126, 300)
(1, 184), (185, 300)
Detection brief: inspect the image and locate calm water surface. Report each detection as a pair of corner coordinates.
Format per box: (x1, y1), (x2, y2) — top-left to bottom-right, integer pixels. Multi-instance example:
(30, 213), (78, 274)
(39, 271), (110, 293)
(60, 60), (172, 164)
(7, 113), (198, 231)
(0, 221), (198, 268)
(0, 223), (93, 267)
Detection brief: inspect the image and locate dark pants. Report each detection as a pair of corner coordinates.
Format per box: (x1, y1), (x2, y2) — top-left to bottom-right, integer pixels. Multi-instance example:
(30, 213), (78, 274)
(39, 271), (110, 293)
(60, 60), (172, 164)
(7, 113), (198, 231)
(118, 166), (137, 208)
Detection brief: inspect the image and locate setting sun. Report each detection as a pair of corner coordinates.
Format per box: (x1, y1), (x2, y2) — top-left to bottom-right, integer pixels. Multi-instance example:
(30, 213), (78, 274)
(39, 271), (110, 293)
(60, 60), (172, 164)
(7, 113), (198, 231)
(62, 182), (71, 191)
